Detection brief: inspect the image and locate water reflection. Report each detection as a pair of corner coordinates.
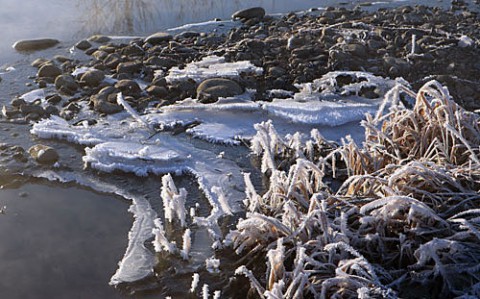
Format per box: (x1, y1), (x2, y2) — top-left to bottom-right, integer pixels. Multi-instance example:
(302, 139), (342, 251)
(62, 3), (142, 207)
(76, 0), (281, 35)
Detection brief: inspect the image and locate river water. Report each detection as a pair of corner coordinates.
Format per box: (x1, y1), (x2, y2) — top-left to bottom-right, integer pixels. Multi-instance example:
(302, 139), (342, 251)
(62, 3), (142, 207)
(0, 0), (462, 298)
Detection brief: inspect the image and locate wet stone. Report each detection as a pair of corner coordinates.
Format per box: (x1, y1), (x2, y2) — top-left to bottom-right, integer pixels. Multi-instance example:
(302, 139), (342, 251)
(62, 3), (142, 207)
(31, 58), (50, 68)
(80, 69), (105, 87)
(104, 53), (122, 69)
(145, 32), (173, 45)
(75, 39), (92, 50)
(93, 100), (123, 115)
(28, 144), (59, 165)
(88, 35), (111, 43)
(197, 78), (243, 103)
(46, 94), (62, 105)
(116, 61), (143, 74)
(232, 7), (266, 21)
(146, 86), (168, 97)
(37, 64), (62, 79)
(10, 98), (26, 108)
(54, 74), (79, 93)
(20, 104), (44, 116)
(12, 38), (59, 52)
(1, 105), (20, 119)
(114, 80), (142, 97)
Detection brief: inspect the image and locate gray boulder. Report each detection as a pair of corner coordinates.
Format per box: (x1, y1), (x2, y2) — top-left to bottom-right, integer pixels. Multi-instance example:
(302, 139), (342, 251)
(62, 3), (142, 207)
(12, 38), (59, 51)
(197, 78), (243, 103)
(232, 7), (266, 20)
(37, 64), (62, 78)
(55, 74), (79, 93)
(145, 32), (173, 45)
(28, 144), (59, 164)
(80, 69), (105, 87)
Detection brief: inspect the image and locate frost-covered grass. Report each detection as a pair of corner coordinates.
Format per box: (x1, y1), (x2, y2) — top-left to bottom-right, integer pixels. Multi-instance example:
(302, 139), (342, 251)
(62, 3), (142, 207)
(28, 51), (480, 297)
(225, 80), (480, 298)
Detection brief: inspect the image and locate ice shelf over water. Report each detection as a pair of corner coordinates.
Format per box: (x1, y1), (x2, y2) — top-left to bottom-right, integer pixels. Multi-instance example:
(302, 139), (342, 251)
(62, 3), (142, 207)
(30, 56), (407, 285)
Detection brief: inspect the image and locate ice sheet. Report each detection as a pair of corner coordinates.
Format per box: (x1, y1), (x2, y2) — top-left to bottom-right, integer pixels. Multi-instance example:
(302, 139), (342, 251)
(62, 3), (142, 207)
(30, 70), (405, 286)
(147, 71), (404, 144)
(164, 55), (263, 83)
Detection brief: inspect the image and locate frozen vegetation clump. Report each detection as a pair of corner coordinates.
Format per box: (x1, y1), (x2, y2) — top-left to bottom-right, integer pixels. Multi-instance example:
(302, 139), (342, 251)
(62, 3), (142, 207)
(27, 46), (480, 296)
(225, 80), (480, 298)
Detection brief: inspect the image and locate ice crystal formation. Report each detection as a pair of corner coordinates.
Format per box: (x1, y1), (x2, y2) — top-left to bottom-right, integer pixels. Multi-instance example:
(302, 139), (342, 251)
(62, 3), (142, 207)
(28, 53), (480, 298)
(225, 80), (480, 298)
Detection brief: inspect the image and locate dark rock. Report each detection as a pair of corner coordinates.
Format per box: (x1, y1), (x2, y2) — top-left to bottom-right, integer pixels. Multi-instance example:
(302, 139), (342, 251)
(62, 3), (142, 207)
(121, 44), (144, 56)
(38, 80), (47, 88)
(268, 66), (287, 77)
(99, 45), (117, 54)
(10, 98), (26, 108)
(31, 58), (50, 68)
(84, 48), (97, 56)
(232, 7), (266, 21)
(174, 31), (200, 40)
(145, 32), (173, 45)
(54, 74), (79, 92)
(44, 105), (59, 116)
(1, 106), (20, 119)
(146, 85), (168, 97)
(76, 39), (92, 50)
(92, 50), (109, 60)
(54, 55), (72, 63)
(46, 94), (62, 105)
(26, 112), (41, 121)
(116, 61), (143, 74)
(197, 78), (243, 103)
(79, 69), (105, 87)
(37, 64), (62, 78)
(346, 43), (368, 58)
(152, 76), (168, 88)
(88, 35), (111, 43)
(94, 100), (123, 115)
(12, 38), (59, 52)
(104, 53), (122, 69)
(20, 104), (44, 116)
(114, 80), (141, 96)
(28, 144), (59, 164)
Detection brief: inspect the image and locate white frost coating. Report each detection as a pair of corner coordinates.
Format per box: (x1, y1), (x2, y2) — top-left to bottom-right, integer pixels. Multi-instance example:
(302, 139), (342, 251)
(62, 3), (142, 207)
(152, 218), (177, 254)
(33, 170), (158, 285)
(459, 35), (475, 48)
(167, 19), (240, 36)
(145, 71), (403, 144)
(202, 284), (210, 299)
(211, 186), (233, 216)
(71, 66), (94, 76)
(190, 273), (200, 293)
(161, 174), (187, 227)
(84, 142), (187, 176)
(29, 70), (405, 285)
(164, 55), (263, 83)
(205, 256), (220, 273)
(181, 229), (192, 260)
(117, 93), (153, 131)
(262, 99), (379, 126)
(31, 112), (246, 283)
(20, 89), (45, 103)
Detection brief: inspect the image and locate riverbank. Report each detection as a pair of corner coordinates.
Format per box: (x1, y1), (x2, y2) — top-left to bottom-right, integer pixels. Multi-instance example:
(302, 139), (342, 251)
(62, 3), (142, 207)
(1, 3), (480, 298)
